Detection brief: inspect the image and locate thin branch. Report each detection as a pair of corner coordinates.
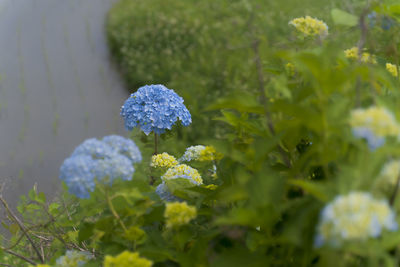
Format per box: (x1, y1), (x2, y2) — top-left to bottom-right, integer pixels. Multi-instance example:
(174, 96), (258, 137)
(357, 8), (369, 55)
(390, 172), (400, 206)
(355, 7), (370, 107)
(1, 248), (37, 265)
(0, 187), (44, 263)
(251, 38), (292, 168)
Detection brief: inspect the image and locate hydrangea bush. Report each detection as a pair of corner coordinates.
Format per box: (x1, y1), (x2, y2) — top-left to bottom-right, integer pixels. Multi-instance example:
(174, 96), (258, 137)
(3, 0), (400, 266)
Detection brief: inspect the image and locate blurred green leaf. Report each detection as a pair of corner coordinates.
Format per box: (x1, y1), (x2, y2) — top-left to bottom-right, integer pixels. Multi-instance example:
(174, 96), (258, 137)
(331, 8), (358, 27)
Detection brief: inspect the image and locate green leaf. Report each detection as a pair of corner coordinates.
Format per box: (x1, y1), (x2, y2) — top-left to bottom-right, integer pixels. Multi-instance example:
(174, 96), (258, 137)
(165, 178), (197, 193)
(9, 224), (19, 235)
(125, 226), (147, 244)
(37, 192), (46, 204)
(49, 203), (60, 216)
(78, 222), (94, 242)
(331, 8), (358, 27)
(288, 179), (329, 202)
(207, 91), (264, 114)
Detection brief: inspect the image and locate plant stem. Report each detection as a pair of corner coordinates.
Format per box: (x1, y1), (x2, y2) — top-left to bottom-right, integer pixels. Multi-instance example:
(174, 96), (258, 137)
(390, 172), (400, 206)
(105, 190), (128, 232)
(251, 37), (291, 168)
(154, 133), (158, 155)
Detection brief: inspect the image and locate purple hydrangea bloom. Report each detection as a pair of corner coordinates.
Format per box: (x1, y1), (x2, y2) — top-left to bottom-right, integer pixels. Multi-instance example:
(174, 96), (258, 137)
(120, 84), (192, 135)
(60, 136), (141, 198)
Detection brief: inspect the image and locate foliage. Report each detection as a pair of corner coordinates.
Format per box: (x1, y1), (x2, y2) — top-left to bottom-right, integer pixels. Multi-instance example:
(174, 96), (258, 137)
(3, 0), (400, 266)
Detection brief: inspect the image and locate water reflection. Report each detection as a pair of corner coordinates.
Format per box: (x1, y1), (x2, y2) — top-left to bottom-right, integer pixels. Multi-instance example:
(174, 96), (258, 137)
(0, 0), (127, 204)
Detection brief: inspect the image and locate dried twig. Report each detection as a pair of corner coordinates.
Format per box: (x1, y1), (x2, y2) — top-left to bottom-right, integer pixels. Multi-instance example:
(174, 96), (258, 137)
(0, 184), (44, 263)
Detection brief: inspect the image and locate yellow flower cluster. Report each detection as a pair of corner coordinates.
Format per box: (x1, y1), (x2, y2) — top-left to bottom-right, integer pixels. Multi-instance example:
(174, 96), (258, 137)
(162, 164), (203, 185)
(203, 184), (218, 190)
(199, 146), (222, 161)
(288, 16), (328, 37)
(104, 251), (152, 267)
(344, 47), (377, 64)
(150, 152), (178, 168)
(285, 63), (295, 76)
(180, 145), (221, 162)
(386, 63), (398, 77)
(350, 106), (400, 137)
(164, 201), (197, 228)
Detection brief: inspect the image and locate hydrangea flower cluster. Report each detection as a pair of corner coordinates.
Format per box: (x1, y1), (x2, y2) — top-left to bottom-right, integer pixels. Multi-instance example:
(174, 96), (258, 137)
(386, 63), (398, 77)
(55, 250), (92, 267)
(102, 135), (142, 163)
(164, 201), (197, 228)
(288, 16), (328, 38)
(344, 47), (377, 64)
(155, 182), (179, 202)
(120, 84), (192, 135)
(315, 192), (398, 247)
(162, 164), (203, 185)
(368, 11), (394, 30)
(104, 251), (153, 267)
(156, 164), (203, 201)
(179, 145), (221, 162)
(349, 106), (400, 150)
(60, 136), (141, 198)
(150, 153), (178, 168)
(375, 160), (400, 192)
(153, 145), (223, 201)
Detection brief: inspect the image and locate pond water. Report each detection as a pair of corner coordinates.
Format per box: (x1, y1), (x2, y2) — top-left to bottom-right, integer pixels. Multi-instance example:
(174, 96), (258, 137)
(0, 0), (128, 204)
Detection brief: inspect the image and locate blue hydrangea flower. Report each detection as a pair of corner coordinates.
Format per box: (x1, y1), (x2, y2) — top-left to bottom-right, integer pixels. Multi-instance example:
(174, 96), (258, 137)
(60, 136), (141, 198)
(59, 155), (97, 199)
(350, 106), (400, 150)
(120, 84), (192, 135)
(314, 192), (398, 248)
(71, 138), (116, 159)
(155, 182), (179, 202)
(56, 250), (92, 267)
(368, 11), (394, 30)
(102, 135), (142, 163)
(93, 154), (135, 184)
(352, 127), (385, 150)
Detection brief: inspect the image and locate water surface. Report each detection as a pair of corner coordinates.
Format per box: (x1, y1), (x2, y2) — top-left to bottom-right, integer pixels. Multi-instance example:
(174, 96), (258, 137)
(0, 0), (128, 204)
